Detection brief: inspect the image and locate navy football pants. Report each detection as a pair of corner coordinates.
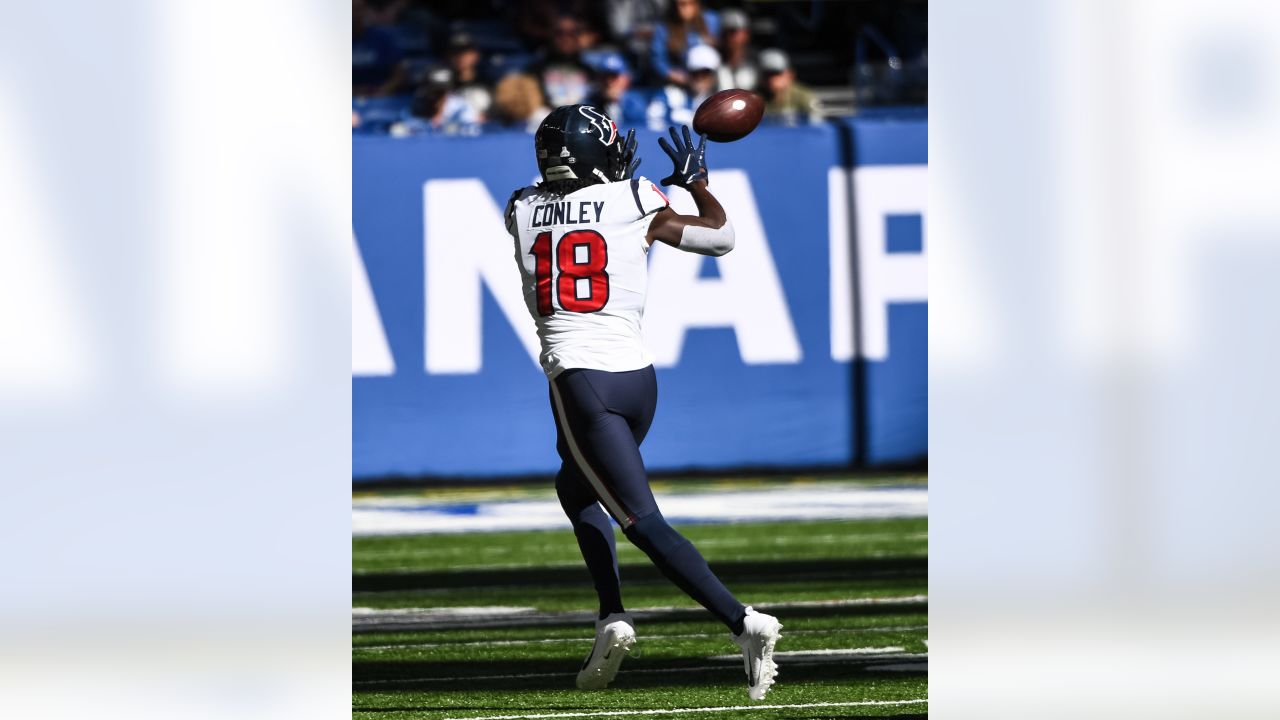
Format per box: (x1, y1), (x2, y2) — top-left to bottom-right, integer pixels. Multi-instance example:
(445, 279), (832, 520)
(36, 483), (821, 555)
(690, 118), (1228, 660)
(550, 366), (746, 632)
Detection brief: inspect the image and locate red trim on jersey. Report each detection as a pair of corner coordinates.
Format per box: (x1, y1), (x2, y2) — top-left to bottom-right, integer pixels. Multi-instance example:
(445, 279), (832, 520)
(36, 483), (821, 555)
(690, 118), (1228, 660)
(652, 184), (669, 206)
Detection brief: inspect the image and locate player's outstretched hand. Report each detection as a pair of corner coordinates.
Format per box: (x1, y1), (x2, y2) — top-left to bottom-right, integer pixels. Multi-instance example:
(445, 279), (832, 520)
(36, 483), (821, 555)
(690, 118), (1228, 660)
(620, 128), (641, 180)
(658, 125), (708, 188)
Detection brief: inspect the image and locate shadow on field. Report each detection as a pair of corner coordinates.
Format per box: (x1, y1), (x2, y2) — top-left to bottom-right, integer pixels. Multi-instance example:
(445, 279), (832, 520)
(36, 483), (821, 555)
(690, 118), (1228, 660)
(354, 707), (541, 714)
(803, 707), (926, 712)
(352, 598), (927, 634)
(353, 557), (926, 592)
(352, 656), (926, 692)
(354, 707), (553, 715)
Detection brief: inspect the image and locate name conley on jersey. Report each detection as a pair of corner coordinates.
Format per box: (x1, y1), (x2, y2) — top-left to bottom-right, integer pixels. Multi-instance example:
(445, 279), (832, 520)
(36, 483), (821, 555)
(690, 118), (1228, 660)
(529, 200), (606, 229)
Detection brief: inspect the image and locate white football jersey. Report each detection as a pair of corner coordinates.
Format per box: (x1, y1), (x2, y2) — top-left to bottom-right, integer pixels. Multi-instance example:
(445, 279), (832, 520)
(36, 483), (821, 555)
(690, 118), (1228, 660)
(505, 176), (671, 378)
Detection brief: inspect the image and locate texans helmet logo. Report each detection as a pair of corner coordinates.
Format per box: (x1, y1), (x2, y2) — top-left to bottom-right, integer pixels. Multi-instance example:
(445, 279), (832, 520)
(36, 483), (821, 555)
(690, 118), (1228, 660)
(577, 106), (617, 147)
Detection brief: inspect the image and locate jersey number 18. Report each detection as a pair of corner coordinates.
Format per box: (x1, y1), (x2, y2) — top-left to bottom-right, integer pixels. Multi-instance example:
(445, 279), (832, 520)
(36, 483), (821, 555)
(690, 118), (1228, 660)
(531, 230), (610, 316)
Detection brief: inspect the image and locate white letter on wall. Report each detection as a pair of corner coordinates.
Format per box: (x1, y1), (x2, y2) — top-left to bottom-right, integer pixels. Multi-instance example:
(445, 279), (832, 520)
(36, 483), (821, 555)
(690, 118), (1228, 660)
(644, 169), (801, 366)
(424, 179), (541, 374)
(352, 233), (394, 376)
(830, 165), (928, 361)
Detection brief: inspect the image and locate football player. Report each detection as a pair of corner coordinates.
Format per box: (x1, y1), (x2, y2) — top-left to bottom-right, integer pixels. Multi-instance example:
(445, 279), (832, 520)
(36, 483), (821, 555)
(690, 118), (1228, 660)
(503, 105), (782, 700)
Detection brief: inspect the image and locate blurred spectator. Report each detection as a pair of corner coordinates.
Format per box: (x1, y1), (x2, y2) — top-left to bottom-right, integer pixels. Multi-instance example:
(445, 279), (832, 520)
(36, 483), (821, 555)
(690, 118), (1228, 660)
(645, 44), (720, 130)
(362, 0), (403, 27)
(362, 0), (441, 57)
(580, 30), (632, 83)
(683, 45), (721, 110)
(579, 24), (626, 80)
(390, 67), (481, 137)
(716, 8), (759, 92)
(446, 32), (492, 121)
(348, 0), (918, 135)
(759, 49), (820, 124)
(517, 0), (604, 50)
(604, 0), (668, 57)
(585, 53), (648, 125)
(528, 16), (596, 108)
(353, 0), (407, 97)
(649, 0), (719, 86)
(491, 73), (551, 133)
(577, 21), (606, 65)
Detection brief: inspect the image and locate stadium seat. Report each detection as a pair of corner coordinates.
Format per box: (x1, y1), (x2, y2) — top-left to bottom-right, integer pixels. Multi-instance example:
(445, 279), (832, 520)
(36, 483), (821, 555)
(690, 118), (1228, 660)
(353, 95), (412, 134)
(388, 23), (432, 58)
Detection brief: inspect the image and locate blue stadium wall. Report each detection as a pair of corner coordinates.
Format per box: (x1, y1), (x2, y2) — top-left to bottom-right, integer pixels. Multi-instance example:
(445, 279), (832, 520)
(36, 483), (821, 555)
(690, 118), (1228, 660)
(353, 116), (926, 480)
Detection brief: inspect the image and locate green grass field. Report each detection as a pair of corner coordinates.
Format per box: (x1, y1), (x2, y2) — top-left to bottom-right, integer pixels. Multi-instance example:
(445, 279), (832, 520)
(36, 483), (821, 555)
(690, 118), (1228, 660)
(353, 494), (928, 719)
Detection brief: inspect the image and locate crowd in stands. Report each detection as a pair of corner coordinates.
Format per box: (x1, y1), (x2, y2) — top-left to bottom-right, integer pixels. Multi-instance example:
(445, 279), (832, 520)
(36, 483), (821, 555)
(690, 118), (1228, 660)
(352, 0), (926, 137)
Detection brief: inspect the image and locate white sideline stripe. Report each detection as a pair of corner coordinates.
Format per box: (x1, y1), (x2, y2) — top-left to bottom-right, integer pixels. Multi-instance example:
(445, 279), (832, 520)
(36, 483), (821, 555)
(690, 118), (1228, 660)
(353, 486), (927, 535)
(354, 654), (926, 684)
(351, 606), (535, 617)
(354, 626), (928, 651)
(432, 699), (928, 720)
(354, 595), (927, 615)
(550, 382), (632, 527)
(356, 671), (563, 685)
(707, 646), (904, 661)
(757, 595), (928, 608)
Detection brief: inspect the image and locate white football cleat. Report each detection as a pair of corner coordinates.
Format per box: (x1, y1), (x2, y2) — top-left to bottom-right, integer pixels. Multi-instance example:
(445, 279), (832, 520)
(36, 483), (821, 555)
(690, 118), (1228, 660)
(575, 613), (636, 690)
(732, 606), (782, 701)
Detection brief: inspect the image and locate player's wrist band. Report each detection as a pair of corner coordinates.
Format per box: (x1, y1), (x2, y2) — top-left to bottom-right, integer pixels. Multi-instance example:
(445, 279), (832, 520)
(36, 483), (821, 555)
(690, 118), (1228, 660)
(678, 220), (735, 257)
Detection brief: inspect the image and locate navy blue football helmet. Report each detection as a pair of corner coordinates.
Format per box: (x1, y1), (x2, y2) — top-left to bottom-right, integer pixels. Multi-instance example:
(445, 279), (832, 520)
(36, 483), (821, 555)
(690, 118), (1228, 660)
(535, 105), (638, 185)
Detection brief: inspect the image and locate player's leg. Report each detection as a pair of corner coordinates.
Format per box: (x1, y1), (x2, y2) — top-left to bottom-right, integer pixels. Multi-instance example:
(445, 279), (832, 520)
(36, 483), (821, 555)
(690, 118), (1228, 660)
(552, 457), (624, 618)
(552, 382), (625, 619)
(574, 365), (783, 700)
(552, 367), (747, 634)
(550, 383), (634, 690)
(624, 365), (658, 445)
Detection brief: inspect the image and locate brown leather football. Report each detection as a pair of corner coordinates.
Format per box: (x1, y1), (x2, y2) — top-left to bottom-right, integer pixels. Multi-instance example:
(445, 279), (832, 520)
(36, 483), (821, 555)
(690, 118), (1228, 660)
(692, 89), (765, 142)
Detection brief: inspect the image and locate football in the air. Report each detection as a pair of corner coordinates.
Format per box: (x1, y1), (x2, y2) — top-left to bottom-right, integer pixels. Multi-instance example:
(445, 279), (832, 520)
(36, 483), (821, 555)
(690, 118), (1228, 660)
(693, 89), (765, 143)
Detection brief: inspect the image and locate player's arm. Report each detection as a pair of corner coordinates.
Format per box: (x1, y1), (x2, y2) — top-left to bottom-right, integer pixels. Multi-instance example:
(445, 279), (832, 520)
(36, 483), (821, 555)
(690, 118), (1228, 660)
(645, 126), (736, 256)
(647, 183), (734, 256)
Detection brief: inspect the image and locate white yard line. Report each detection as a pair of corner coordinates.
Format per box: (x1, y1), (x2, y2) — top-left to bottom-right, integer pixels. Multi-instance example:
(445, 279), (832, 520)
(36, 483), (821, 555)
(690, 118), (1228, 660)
(425, 699), (928, 720)
(707, 647), (905, 661)
(354, 595), (927, 617)
(356, 670), (566, 685)
(351, 606), (536, 617)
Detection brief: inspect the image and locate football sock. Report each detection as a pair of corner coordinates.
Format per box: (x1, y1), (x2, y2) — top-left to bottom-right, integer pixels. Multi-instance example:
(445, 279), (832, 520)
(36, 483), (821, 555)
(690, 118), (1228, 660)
(623, 512), (747, 632)
(567, 503), (625, 619)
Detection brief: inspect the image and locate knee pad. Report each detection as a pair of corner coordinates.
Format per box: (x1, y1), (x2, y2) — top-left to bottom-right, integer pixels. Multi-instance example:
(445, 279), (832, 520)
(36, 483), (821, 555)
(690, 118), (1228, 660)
(623, 513), (688, 556)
